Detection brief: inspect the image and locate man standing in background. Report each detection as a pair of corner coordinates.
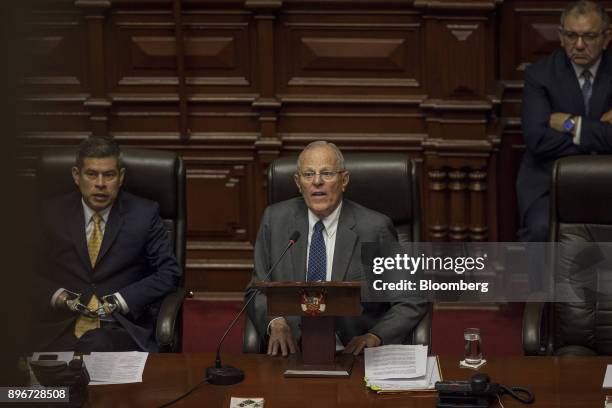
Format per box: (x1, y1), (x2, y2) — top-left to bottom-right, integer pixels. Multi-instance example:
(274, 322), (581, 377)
(518, 0), (612, 242)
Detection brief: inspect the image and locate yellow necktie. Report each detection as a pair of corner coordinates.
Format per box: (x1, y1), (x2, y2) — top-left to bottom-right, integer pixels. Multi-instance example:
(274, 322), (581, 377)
(74, 213), (102, 338)
(74, 295), (100, 338)
(87, 213), (102, 268)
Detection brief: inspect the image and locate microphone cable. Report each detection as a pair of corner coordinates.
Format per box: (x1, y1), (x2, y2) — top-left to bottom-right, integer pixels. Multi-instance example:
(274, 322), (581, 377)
(157, 376), (211, 408)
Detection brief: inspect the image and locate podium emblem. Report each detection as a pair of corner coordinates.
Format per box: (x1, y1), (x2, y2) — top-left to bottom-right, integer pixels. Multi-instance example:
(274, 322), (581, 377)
(300, 290), (327, 315)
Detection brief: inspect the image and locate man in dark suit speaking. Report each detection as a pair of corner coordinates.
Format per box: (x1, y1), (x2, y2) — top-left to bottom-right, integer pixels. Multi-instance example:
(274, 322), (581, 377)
(246, 141), (427, 357)
(34, 137), (182, 352)
(518, 0), (612, 242)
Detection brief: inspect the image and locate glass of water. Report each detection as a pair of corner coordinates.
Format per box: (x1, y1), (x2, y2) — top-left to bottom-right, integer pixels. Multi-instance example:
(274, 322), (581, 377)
(463, 328), (482, 365)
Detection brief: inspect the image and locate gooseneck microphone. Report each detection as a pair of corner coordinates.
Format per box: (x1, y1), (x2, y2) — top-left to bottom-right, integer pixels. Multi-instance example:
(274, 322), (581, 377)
(206, 231), (301, 385)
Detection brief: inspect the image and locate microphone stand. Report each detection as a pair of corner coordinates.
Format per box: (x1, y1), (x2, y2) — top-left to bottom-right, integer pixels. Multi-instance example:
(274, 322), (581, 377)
(206, 232), (300, 385)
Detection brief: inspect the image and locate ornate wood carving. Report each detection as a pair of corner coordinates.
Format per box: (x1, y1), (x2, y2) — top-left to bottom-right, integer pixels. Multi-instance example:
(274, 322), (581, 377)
(426, 168), (448, 241)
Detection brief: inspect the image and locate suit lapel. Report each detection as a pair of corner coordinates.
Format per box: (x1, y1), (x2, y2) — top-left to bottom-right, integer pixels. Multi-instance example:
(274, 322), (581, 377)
(96, 194), (125, 267)
(559, 52), (586, 115)
(68, 195), (92, 274)
(290, 201), (309, 281)
(331, 202), (358, 281)
(588, 53), (612, 119)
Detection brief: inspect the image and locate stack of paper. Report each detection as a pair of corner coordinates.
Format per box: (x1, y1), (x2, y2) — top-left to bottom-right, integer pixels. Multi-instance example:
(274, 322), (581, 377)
(364, 345), (441, 392)
(83, 351), (148, 385)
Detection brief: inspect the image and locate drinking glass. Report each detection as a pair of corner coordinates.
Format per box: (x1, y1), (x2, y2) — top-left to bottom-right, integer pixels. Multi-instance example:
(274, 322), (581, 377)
(463, 328), (482, 365)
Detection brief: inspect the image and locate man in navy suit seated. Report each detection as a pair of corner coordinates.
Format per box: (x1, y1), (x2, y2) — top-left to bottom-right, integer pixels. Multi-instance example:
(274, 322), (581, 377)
(34, 137), (182, 352)
(518, 0), (612, 242)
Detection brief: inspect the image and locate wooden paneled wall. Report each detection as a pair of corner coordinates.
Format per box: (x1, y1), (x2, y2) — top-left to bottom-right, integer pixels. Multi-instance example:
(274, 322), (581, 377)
(20, 0), (589, 291)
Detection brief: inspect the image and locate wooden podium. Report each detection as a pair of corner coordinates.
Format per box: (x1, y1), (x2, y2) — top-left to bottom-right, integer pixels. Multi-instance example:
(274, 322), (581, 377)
(253, 281), (361, 377)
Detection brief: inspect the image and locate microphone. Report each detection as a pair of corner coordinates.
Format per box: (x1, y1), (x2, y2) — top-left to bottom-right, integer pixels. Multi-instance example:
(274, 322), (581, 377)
(206, 231), (301, 385)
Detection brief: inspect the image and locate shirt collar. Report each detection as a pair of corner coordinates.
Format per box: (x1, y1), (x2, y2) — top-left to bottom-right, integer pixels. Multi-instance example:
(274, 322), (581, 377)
(308, 201), (342, 238)
(572, 57), (601, 80)
(82, 198), (112, 226)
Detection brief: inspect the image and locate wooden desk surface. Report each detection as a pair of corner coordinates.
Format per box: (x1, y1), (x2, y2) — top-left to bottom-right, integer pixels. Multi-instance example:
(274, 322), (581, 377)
(87, 353), (612, 407)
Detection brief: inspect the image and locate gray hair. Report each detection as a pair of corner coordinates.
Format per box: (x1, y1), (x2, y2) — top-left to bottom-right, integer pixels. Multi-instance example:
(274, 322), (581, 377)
(296, 141), (346, 171)
(561, 1), (609, 31)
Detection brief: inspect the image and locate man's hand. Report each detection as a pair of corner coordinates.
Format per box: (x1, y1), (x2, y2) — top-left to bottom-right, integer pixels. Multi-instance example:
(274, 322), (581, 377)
(54, 290), (87, 314)
(549, 113), (572, 132)
(99, 295), (119, 317)
(267, 318), (299, 357)
(53, 290), (73, 309)
(343, 333), (382, 355)
(601, 109), (612, 123)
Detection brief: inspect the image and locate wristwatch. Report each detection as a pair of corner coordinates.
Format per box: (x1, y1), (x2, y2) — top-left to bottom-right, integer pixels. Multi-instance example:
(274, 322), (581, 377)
(563, 116), (577, 133)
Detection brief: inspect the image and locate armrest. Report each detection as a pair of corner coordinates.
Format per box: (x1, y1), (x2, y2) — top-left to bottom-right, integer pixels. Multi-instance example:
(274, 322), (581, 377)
(522, 292), (549, 355)
(242, 314), (263, 353)
(156, 288), (188, 351)
(411, 303), (432, 353)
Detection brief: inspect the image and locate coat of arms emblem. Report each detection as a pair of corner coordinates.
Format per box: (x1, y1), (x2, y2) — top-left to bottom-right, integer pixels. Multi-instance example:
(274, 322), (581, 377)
(300, 290), (327, 315)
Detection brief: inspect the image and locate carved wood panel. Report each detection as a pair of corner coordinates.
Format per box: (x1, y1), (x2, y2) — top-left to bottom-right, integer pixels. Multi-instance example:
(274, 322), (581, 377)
(277, 9), (423, 95)
(427, 18), (487, 99)
(24, 8), (88, 94)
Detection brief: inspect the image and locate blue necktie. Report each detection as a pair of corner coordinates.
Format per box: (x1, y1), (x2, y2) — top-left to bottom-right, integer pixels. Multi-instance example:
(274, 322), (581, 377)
(582, 70), (593, 116)
(307, 220), (326, 281)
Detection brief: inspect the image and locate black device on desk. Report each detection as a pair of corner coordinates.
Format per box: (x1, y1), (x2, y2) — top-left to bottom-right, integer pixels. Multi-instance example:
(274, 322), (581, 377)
(30, 357), (90, 407)
(435, 373), (534, 408)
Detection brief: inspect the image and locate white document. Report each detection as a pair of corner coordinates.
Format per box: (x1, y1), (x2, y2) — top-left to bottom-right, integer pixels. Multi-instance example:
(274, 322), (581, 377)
(366, 356), (441, 391)
(603, 365), (612, 388)
(364, 345), (428, 379)
(83, 351), (148, 385)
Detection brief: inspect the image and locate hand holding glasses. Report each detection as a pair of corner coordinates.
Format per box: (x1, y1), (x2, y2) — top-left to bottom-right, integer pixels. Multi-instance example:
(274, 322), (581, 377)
(98, 294), (119, 316)
(58, 290), (98, 318)
(57, 290), (118, 318)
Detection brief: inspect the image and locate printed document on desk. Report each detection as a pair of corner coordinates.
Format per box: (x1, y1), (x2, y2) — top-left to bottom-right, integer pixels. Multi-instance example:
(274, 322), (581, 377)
(83, 351), (148, 385)
(364, 345), (441, 392)
(365, 344), (428, 379)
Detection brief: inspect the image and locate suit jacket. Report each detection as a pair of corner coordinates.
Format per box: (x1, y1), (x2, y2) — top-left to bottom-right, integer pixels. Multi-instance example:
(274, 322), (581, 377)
(517, 48), (612, 226)
(246, 197), (428, 346)
(34, 190), (182, 351)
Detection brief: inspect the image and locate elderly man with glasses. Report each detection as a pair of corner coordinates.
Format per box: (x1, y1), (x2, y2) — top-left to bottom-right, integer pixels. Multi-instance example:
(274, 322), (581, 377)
(246, 141), (427, 357)
(517, 0), (612, 243)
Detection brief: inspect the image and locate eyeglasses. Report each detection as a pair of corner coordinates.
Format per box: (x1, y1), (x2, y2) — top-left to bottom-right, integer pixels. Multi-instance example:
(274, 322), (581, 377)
(298, 170), (344, 181)
(560, 29), (605, 44)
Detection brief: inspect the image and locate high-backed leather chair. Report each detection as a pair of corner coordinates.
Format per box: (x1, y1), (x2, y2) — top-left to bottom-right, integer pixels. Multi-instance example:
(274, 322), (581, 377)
(37, 147), (187, 352)
(523, 155), (612, 356)
(243, 153), (432, 352)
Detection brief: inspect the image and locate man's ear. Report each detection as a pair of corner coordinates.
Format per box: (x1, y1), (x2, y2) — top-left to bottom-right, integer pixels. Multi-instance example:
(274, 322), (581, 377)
(604, 29), (612, 49)
(341, 171), (349, 192)
(71, 166), (80, 187)
(119, 168), (126, 187)
(294, 173), (301, 192)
